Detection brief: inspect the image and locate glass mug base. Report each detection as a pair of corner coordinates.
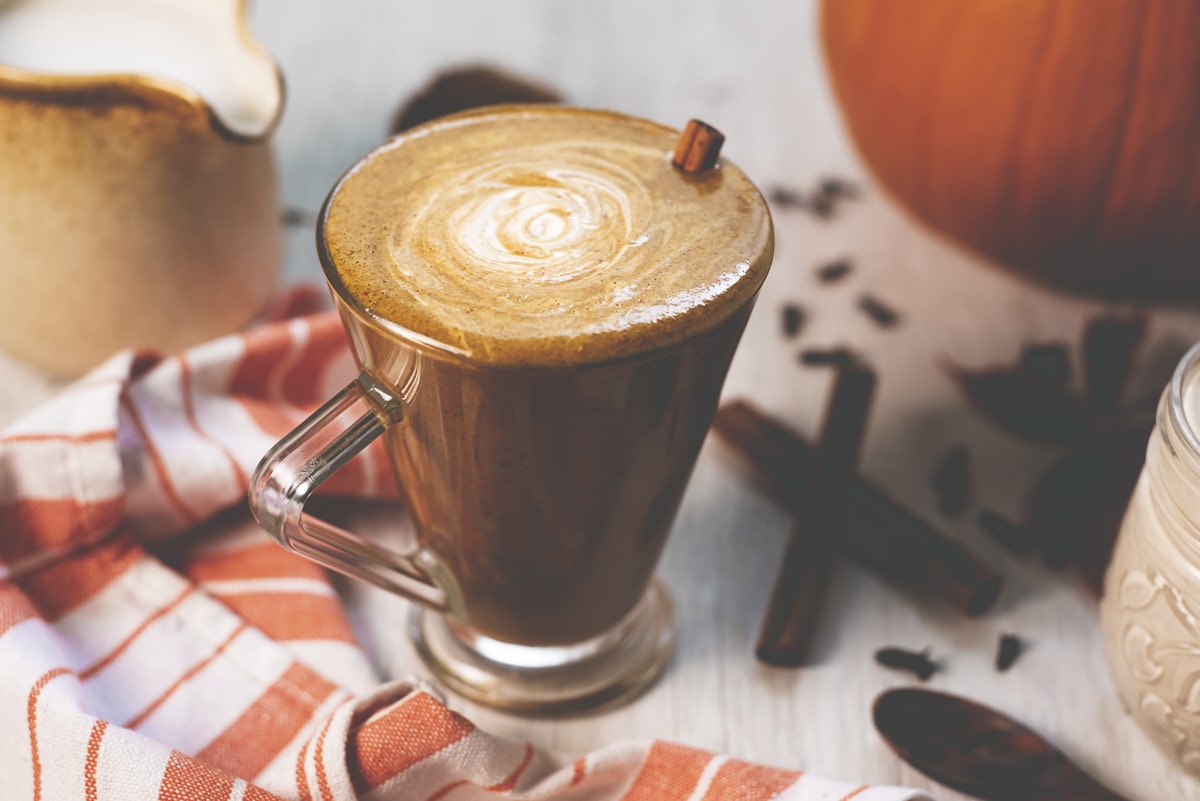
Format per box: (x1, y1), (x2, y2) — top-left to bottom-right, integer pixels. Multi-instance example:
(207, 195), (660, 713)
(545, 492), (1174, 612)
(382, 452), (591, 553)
(409, 579), (675, 714)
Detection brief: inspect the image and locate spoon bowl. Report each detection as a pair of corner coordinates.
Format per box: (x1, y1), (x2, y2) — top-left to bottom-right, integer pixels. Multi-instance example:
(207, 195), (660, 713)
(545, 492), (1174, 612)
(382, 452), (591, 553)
(873, 687), (1132, 801)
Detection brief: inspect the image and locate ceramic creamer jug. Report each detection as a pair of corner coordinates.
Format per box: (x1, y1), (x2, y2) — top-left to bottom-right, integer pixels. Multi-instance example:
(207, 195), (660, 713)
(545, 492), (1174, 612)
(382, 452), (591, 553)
(0, 0), (283, 376)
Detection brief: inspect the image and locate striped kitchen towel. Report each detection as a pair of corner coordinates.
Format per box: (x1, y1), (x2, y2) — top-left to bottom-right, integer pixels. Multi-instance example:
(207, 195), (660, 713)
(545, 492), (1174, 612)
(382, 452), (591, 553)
(0, 289), (932, 801)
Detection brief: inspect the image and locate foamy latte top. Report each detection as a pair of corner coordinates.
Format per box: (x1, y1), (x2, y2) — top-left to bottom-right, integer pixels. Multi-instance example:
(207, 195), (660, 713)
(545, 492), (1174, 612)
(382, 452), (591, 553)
(321, 106), (773, 366)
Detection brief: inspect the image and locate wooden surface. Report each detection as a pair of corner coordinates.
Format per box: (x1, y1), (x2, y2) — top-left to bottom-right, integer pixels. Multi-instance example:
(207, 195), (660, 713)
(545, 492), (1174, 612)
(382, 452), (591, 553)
(4, 1), (1200, 798)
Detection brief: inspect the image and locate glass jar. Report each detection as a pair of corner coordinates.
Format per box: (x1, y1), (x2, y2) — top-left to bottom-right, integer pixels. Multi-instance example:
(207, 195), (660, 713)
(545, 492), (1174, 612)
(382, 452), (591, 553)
(1102, 341), (1200, 776)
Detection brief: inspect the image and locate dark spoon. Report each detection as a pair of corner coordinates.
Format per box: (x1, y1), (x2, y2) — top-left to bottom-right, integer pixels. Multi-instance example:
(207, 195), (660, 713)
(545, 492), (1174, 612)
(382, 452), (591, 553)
(874, 687), (1133, 801)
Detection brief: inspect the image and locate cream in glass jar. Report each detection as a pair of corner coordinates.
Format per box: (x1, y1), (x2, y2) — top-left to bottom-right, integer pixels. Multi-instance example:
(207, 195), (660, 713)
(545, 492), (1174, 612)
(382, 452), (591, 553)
(1102, 341), (1200, 776)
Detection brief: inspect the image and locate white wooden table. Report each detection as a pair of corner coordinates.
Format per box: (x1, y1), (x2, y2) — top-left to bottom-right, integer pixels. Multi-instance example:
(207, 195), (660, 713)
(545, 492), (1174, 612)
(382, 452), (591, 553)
(5, 1), (1200, 798)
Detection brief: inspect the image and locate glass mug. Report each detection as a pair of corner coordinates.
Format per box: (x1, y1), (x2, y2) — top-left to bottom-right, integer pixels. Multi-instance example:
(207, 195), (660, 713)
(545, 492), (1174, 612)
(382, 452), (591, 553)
(1102, 341), (1200, 774)
(250, 106), (773, 711)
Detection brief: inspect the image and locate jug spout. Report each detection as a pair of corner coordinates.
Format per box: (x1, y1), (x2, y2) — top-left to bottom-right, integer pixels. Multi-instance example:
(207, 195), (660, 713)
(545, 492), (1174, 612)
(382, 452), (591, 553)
(0, 0), (282, 139)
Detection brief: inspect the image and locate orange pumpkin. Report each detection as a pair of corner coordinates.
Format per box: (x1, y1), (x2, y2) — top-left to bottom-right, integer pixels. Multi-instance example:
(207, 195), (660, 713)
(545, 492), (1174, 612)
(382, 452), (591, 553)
(821, 1), (1200, 303)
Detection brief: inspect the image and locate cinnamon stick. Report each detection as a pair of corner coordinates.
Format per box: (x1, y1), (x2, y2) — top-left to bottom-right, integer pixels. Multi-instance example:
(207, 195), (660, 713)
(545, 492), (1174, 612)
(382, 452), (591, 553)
(756, 359), (876, 666)
(673, 119), (724, 173)
(713, 400), (1003, 618)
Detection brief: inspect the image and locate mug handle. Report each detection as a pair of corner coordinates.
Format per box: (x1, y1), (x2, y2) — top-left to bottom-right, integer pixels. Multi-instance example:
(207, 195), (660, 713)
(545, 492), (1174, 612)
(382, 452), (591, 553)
(249, 371), (450, 611)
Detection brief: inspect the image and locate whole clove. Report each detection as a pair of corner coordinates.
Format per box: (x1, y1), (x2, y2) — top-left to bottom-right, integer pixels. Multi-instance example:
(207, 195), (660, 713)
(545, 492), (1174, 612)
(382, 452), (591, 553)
(809, 177), (861, 217)
(781, 304), (806, 339)
(995, 633), (1024, 672)
(767, 186), (806, 208)
(977, 510), (1038, 556)
(808, 193), (834, 218)
(798, 347), (855, 368)
(767, 177), (861, 219)
(875, 647), (939, 681)
(816, 258), (853, 285)
(858, 294), (900, 328)
(818, 177), (861, 200)
(1083, 315), (1146, 415)
(281, 207), (318, 228)
(931, 445), (971, 519)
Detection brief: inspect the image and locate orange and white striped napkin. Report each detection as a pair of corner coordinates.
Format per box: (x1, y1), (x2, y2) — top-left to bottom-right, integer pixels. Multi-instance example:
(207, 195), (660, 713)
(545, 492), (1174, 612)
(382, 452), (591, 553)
(0, 289), (932, 801)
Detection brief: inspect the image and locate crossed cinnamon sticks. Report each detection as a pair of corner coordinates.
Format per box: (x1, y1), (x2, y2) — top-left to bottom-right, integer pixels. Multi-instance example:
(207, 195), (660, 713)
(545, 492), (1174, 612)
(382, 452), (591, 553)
(754, 359), (875, 665)
(713, 364), (1003, 667)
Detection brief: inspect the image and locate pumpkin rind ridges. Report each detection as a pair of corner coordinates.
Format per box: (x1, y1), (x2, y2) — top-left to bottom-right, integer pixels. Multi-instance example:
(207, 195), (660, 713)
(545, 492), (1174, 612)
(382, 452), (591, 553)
(820, 0), (1200, 304)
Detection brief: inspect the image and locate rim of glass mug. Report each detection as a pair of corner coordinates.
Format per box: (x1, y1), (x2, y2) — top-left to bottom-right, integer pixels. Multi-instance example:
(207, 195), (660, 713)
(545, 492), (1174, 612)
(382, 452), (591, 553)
(314, 104), (774, 370)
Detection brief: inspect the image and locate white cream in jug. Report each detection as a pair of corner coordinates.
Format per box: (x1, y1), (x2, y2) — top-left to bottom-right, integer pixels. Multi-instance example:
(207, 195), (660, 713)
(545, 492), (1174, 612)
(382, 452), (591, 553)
(0, 0), (278, 136)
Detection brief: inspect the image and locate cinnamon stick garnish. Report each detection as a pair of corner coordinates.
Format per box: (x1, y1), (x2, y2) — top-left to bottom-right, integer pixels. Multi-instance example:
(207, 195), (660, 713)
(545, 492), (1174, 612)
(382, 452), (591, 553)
(756, 359), (876, 666)
(713, 400), (1003, 618)
(673, 119), (724, 173)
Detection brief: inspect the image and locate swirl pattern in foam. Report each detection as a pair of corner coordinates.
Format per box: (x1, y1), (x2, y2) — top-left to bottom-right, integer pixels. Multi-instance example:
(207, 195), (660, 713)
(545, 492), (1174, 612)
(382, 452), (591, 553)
(409, 149), (645, 288)
(321, 106), (773, 366)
